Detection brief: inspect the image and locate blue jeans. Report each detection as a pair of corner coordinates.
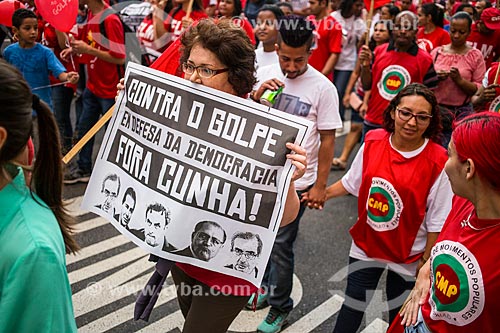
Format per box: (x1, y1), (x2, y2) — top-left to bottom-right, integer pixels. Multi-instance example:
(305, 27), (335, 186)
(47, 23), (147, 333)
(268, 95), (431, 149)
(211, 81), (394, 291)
(76, 88), (115, 172)
(361, 121), (382, 143)
(332, 257), (415, 333)
(404, 309), (432, 333)
(52, 85), (75, 152)
(333, 70), (353, 121)
(261, 188), (309, 313)
(74, 64), (87, 130)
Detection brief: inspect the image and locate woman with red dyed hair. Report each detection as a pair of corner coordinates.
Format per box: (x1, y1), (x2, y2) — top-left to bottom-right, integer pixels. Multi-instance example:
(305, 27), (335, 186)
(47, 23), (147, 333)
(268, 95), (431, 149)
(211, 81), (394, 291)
(400, 112), (500, 333)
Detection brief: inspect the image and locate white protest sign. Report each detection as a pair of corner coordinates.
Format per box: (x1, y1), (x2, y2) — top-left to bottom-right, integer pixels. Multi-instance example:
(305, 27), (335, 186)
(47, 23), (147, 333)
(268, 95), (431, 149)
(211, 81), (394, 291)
(82, 63), (312, 287)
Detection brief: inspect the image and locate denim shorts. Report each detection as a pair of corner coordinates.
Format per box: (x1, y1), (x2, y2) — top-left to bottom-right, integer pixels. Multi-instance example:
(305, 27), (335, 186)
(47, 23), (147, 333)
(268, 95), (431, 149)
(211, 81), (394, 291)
(404, 308), (432, 333)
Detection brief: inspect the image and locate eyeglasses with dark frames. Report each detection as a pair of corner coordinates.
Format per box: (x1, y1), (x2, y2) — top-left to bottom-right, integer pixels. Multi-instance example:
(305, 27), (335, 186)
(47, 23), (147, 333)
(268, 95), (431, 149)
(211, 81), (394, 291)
(182, 62), (229, 79)
(234, 248), (258, 259)
(396, 107), (433, 124)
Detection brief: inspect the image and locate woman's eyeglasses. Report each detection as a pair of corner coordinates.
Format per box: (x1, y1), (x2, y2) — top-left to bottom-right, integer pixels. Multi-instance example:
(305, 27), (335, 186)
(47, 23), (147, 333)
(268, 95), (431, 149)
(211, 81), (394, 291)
(182, 63), (229, 79)
(396, 107), (433, 124)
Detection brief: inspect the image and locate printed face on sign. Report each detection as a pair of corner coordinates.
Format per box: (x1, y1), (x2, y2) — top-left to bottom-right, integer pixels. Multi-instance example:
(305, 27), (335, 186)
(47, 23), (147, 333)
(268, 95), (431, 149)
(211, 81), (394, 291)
(118, 188), (136, 227)
(97, 175), (120, 214)
(231, 234), (262, 274)
(144, 204), (170, 248)
(191, 222), (226, 261)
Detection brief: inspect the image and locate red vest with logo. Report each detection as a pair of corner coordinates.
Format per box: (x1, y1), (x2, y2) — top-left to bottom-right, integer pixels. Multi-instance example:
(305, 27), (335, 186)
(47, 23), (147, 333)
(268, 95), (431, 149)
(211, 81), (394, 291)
(365, 44), (433, 126)
(422, 196), (500, 333)
(482, 62), (500, 113)
(350, 130), (447, 263)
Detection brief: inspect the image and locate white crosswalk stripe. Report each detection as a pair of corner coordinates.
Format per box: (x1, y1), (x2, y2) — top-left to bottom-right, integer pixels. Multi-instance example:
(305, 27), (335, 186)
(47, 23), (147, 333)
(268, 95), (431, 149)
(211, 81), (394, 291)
(66, 234), (129, 265)
(69, 247), (147, 284)
(73, 258), (153, 317)
(361, 318), (390, 333)
(79, 282), (179, 332)
(282, 294), (344, 332)
(74, 216), (109, 234)
(67, 195), (389, 332)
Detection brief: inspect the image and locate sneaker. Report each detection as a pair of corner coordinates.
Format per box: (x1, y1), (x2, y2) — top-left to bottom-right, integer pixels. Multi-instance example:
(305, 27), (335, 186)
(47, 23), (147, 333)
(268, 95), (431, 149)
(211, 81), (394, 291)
(257, 308), (289, 333)
(245, 290), (269, 310)
(64, 168), (91, 184)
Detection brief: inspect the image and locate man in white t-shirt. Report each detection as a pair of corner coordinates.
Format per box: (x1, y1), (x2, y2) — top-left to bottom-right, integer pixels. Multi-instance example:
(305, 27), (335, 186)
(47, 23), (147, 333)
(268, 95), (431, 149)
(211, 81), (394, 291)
(250, 15), (342, 333)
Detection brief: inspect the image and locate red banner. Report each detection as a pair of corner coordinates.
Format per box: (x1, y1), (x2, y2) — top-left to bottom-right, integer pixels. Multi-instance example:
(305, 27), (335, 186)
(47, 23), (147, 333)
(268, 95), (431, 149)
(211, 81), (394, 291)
(35, 0), (78, 32)
(364, 0), (392, 11)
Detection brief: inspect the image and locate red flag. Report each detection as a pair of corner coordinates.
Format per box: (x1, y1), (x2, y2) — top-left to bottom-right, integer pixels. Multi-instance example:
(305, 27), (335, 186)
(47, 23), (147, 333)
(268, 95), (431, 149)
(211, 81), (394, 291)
(386, 313), (406, 333)
(35, 0), (78, 32)
(150, 38), (183, 76)
(364, 0), (392, 11)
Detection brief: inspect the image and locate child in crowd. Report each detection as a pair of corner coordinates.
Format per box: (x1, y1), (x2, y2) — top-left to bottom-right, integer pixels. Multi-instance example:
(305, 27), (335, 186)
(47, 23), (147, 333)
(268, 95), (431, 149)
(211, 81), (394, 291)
(3, 9), (78, 110)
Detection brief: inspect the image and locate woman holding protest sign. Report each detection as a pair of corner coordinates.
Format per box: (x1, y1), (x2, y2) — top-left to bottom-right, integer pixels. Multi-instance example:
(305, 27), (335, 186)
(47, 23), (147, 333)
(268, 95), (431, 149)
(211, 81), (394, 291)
(303, 84), (453, 333)
(0, 60), (78, 332)
(398, 112), (500, 333)
(121, 19), (307, 333)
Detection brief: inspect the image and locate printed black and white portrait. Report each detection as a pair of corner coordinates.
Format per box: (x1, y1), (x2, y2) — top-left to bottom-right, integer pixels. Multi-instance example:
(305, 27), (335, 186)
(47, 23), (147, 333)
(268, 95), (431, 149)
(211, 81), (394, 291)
(174, 221), (226, 262)
(114, 187), (136, 228)
(95, 174), (121, 214)
(225, 232), (263, 278)
(144, 203), (175, 251)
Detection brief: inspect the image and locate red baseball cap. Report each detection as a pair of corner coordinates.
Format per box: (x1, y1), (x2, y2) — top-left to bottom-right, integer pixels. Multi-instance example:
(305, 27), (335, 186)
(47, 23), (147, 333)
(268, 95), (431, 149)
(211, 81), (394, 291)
(481, 8), (500, 30)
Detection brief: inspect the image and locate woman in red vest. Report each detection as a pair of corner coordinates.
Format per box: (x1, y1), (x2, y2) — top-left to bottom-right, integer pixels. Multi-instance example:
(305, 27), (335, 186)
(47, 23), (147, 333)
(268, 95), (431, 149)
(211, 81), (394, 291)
(400, 112), (500, 333)
(305, 83), (453, 333)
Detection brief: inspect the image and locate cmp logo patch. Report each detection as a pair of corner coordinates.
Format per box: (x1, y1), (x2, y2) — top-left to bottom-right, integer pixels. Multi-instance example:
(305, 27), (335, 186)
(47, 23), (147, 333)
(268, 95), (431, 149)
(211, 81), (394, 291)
(377, 65), (411, 101)
(489, 95), (500, 113)
(429, 240), (484, 326)
(366, 177), (403, 231)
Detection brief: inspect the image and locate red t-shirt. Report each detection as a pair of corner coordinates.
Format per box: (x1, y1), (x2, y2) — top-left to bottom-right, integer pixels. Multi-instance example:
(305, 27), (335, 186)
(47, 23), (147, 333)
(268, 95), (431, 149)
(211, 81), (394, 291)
(467, 23), (500, 69)
(421, 196), (500, 333)
(417, 27), (450, 53)
(350, 129), (447, 263)
(78, 6), (126, 99)
(365, 43), (434, 126)
(137, 15), (155, 46)
(308, 15), (342, 75)
(42, 23), (79, 91)
(176, 263), (258, 296)
(137, 14), (164, 66)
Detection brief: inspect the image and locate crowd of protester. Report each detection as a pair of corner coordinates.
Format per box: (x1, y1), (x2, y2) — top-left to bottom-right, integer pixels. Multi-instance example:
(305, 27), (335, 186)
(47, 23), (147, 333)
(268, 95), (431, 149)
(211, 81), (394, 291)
(0, 0), (499, 332)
